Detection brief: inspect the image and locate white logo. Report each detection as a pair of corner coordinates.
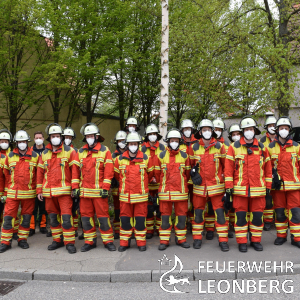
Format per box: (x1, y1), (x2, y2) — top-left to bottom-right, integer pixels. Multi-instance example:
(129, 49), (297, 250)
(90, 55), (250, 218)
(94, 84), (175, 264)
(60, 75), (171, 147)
(159, 254), (190, 294)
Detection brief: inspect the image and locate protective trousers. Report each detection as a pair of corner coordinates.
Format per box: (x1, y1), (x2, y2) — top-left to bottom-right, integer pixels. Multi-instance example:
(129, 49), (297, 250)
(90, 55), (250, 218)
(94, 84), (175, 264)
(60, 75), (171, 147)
(159, 201), (188, 245)
(264, 194), (274, 224)
(193, 194), (228, 242)
(80, 197), (114, 246)
(146, 190), (161, 234)
(30, 197), (48, 230)
(120, 201), (147, 247)
(204, 199), (215, 233)
(187, 184), (194, 223)
(1, 198), (35, 245)
(272, 190), (300, 242)
(113, 195), (120, 235)
(233, 195), (265, 244)
(45, 196), (75, 245)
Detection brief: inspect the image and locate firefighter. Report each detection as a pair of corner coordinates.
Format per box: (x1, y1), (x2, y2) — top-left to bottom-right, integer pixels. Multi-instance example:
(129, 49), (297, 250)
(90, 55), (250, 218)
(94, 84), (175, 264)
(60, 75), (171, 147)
(111, 130), (127, 239)
(154, 129), (191, 250)
(141, 124), (165, 239)
(190, 120), (228, 251)
(37, 123), (80, 254)
(268, 117), (300, 247)
(259, 113), (277, 231)
(124, 116), (140, 133)
(78, 123), (116, 252)
(30, 131), (48, 236)
(225, 116), (272, 252)
(0, 129), (12, 232)
(0, 130), (38, 252)
(62, 127), (79, 238)
(114, 132), (153, 252)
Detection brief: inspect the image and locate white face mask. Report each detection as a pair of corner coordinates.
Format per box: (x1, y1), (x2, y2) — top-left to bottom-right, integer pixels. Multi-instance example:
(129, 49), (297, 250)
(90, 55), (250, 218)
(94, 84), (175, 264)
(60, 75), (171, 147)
(214, 130), (222, 138)
(279, 129), (289, 139)
(18, 142), (27, 151)
(64, 138), (72, 146)
(118, 141), (126, 149)
(0, 143), (9, 150)
(51, 137), (61, 146)
(35, 139), (43, 146)
(244, 130), (255, 140)
(128, 127), (135, 133)
(86, 138), (95, 146)
(129, 145), (138, 153)
(202, 130), (212, 140)
(268, 126), (275, 134)
(170, 141), (179, 150)
(232, 135), (240, 142)
(148, 134), (157, 142)
(183, 130), (191, 138)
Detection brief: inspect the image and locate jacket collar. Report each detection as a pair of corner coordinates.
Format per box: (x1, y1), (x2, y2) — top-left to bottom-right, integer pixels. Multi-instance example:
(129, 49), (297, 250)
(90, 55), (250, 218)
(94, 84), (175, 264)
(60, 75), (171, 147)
(33, 143), (45, 152)
(13, 147), (34, 158)
(274, 136), (293, 147)
(46, 143), (63, 153)
(199, 137), (217, 150)
(166, 147), (180, 156)
(144, 141), (160, 150)
(182, 134), (198, 145)
(240, 136), (259, 148)
(217, 137), (225, 143)
(121, 150), (144, 161)
(82, 141), (101, 152)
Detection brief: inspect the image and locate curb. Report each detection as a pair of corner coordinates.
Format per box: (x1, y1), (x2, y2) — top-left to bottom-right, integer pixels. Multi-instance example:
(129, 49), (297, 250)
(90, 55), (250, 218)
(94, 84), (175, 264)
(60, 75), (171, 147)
(0, 265), (299, 282)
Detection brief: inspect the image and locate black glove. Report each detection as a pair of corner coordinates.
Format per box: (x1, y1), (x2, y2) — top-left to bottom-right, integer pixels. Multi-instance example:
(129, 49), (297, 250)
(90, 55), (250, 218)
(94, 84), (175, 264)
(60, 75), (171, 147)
(224, 188), (233, 210)
(190, 163), (202, 186)
(72, 189), (80, 215)
(111, 177), (119, 189)
(153, 194), (159, 208)
(101, 189), (109, 198)
(148, 194), (153, 202)
(266, 188), (271, 195)
(272, 168), (282, 190)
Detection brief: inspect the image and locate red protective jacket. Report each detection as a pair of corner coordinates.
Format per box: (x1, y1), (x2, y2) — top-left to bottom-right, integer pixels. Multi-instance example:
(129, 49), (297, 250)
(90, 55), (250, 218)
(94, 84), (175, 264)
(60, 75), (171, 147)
(0, 147), (10, 193)
(217, 137), (230, 153)
(154, 147), (191, 201)
(111, 148), (125, 196)
(114, 150), (153, 203)
(37, 144), (80, 197)
(141, 141), (166, 190)
(190, 138), (226, 197)
(4, 148), (39, 199)
(225, 137), (272, 197)
(259, 133), (273, 150)
(78, 142), (113, 197)
(268, 137), (300, 191)
(179, 134), (198, 154)
(0, 154), (6, 196)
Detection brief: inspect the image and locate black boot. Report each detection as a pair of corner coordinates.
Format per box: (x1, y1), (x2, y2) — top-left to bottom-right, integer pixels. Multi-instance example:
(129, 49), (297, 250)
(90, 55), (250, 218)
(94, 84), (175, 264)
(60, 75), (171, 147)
(146, 233), (153, 239)
(118, 245), (130, 252)
(78, 232), (84, 240)
(291, 239), (300, 248)
(158, 243), (169, 251)
(250, 242), (263, 251)
(40, 227), (47, 234)
(177, 242), (190, 248)
(114, 233), (120, 240)
(46, 230), (52, 237)
(81, 243), (96, 252)
(206, 231), (214, 240)
(274, 237), (287, 245)
(66, 243), (76, 254)
(138, 245), (147, 251)
(263, 222), (271, 231)
(219, 242), (229, 252)
(193, 239), (202, 249)
(29, 229), (35, 237)
(0, 243), (11, 253)
(18, 240), (29, 249)
(48, 240), (64, 250)
(13, 233), (19, 240)
(238, 243), (247, 252)
(105, 242), (116, 251)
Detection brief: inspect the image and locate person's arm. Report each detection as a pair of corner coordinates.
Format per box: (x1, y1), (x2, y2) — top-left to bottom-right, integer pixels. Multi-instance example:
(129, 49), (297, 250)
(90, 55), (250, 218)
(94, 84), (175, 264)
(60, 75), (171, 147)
(103, 150), (114, 190)
(224, 145), (235, 189)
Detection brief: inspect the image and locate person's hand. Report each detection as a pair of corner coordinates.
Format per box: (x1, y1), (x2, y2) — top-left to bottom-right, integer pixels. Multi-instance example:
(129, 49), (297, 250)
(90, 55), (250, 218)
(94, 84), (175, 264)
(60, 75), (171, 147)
(0, 196), (7, 203)
(190, 163), (202, 185)
(72, 189), (80, 198)
(37, 194), (44, 201)
(101, 189), (109, 198)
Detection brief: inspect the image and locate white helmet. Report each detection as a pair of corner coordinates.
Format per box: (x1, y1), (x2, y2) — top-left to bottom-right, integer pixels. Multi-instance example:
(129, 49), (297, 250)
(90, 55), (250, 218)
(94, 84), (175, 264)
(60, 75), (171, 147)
(125, 132), (142, 144)
(276, 117), (292, 129)
(0, 129), (12, 142)
(228, 123), (242, 134)
(114, 131), (127, 144)
(164, 128), (182, 142)
(14, 130), (30, 142)
(144, 124), (162, 142)
(125, 116), (140, 131)
(240, 116), (261, 135)
(264, 116), (277, 129)
(212, 118), (226, 131)
(63, 127), (76, 138)
(180, 119), (194, 130)
(80, 123), (104, 142)
(45, 123), (63, 135)
(197, 119), (214, 131)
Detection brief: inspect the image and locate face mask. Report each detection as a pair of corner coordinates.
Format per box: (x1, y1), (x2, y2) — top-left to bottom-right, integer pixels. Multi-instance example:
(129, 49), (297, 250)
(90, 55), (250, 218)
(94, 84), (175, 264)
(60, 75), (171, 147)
(279, 129), (289, 139)
(268, 127), (275, 134)
(51, 137), (61, 146)
(183, 130), (191, 138)
(118, 141), (126, 149)
(170, 141), (179, 150)
(64, 138), (72, 146)
(35, 139), (43, 146)
(86, 138), (95, 146)
(232, 135), (240, 142)
(202, 131), (212, 140)
(215, 130), (222, 138)
(18, 142), (27, 151)
(128, 127), (135, 133)
(148, 134), (157, 142)
(244, 130), (255, 140)
(129, 145), (138, 153)
(0, 143), (9, 150)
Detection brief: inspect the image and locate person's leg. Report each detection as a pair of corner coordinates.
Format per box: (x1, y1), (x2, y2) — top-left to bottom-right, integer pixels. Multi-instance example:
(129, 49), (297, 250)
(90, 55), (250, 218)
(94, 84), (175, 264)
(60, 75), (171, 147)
(18, 198), (35, 246)
(133, 201), (148, 250)
(286, 190), (300, 246)
(174, 201), (189, 248)
(191, 194), (206, 248)
(158, 201), (173, 249)
(119, 201), (133, 251)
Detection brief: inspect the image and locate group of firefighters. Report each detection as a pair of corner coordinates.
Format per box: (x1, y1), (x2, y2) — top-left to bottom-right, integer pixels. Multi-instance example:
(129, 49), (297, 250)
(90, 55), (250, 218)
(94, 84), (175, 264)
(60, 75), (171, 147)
(0, 113), (299, 254)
